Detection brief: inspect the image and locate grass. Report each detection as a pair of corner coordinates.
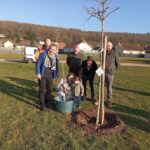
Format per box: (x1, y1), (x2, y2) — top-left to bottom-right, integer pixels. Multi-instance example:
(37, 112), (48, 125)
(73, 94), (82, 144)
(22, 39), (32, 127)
(52, 54), (150, 64)
(0, 50), (150, 65)
(0, 61), (150, 149)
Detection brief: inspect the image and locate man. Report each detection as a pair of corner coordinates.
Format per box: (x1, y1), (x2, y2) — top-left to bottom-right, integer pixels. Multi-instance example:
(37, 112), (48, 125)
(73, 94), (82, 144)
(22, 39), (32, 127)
(66, 45), (83, 77)
(35, 39), (51, 60)
(81, 56), (98, 102)
(36, 44), (59, 111)
(105, 41), (119, 108)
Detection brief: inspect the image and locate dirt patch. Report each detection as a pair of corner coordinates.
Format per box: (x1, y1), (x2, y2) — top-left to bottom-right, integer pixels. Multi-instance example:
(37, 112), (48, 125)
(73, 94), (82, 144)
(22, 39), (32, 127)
(72, 110), (125, 136)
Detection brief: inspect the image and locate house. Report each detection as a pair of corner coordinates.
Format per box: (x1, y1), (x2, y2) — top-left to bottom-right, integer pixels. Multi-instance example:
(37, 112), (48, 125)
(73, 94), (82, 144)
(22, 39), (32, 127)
(64, 41), (93, 54)
(3, 41), (14, 48)
(144, 45), (150, 58)
(0, 34), (6, 38)
(116, 43), (145, 57)
(78, 40), (92, 53)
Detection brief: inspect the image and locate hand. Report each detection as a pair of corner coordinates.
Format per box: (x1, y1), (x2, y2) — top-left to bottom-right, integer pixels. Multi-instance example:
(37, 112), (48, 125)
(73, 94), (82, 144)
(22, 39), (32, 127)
(37, 74), (41, 80)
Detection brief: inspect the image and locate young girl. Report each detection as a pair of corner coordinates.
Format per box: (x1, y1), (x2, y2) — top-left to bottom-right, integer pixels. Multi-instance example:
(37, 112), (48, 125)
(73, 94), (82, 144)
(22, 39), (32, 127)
(72, 76), (84, 109)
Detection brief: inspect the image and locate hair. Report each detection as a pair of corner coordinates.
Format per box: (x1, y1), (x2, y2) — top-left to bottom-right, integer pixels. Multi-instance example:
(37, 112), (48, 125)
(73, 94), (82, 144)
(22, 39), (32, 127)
(50, 43), (57, 49)
(86, 56), (93, 62)
(45, 38), (51, 42)
(66, 72), (75, 79)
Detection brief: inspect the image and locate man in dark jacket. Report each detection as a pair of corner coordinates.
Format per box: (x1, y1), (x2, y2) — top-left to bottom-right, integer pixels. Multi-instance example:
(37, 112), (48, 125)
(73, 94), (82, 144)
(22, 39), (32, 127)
(105, 41), (119, 108)
(66, 45), (83, 77)
(36, 44), (59, 111)
(81, 56), (98, 102)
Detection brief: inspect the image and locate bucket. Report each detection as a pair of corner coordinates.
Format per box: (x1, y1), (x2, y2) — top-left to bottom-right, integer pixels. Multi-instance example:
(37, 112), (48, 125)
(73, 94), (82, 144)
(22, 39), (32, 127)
(55, 96), (75, 113)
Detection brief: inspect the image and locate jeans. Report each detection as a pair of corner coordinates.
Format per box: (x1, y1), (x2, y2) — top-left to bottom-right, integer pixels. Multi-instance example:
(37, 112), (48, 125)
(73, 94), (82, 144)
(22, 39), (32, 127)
(75, 96), (81, 107)
(82, 78), (94, 99)
(105, 74), (114, 101)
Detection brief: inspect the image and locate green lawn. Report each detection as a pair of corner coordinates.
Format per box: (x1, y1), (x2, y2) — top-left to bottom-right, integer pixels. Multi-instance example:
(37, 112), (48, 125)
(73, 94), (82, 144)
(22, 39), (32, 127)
(0, 62), (150, 150)
(58, 54), (150, 64)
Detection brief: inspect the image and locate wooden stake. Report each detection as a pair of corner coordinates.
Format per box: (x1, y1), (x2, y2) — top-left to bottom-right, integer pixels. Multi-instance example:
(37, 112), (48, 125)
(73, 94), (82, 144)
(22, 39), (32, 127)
(100, 36), (107, 124)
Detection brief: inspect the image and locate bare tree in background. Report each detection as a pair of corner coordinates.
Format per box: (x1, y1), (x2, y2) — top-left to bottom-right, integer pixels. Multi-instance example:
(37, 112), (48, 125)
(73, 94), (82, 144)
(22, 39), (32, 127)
(84, 0), (119, 125)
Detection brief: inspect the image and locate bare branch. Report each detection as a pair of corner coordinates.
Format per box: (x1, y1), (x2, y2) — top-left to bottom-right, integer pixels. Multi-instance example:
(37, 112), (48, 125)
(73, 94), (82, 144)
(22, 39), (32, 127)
(105, 6), (120, 19)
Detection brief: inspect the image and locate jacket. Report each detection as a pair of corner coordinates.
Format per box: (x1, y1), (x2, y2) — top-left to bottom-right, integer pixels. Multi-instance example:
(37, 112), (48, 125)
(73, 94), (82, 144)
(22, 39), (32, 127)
(81, 60), (98, 81)
(36, 50), (59, 79)
(66, 52), (83, 76)
(105, 48), (119, 75)
(72, 81), (84, 97)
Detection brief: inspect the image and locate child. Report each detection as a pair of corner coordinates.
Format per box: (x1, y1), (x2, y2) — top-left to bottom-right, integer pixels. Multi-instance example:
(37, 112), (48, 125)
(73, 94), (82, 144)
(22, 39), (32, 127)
(56, 73), (75, 101)
(72, 76), (84, 109)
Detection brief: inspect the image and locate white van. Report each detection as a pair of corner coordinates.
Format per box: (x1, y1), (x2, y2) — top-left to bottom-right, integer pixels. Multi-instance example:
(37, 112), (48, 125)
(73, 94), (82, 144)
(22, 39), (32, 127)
(24, 47), (37, 63)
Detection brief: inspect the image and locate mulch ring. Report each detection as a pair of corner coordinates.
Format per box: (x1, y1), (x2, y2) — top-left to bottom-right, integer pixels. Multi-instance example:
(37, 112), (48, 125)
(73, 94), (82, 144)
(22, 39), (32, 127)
(72, 110), (125, 136)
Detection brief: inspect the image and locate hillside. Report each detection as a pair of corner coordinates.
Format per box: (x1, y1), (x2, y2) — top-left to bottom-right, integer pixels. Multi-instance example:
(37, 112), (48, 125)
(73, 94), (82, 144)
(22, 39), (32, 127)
(0, 21), (150, 47)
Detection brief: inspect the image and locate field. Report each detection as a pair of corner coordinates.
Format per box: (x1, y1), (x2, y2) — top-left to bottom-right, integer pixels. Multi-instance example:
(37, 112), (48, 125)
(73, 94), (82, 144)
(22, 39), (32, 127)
(0, 61), (150, 150)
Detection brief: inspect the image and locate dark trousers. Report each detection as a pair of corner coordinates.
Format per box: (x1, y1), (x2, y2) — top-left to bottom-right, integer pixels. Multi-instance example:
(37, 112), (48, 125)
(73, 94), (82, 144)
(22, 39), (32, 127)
(105, 74), (114, 101)
(82, 78), (94, 99)
(39, 70), (53, 108)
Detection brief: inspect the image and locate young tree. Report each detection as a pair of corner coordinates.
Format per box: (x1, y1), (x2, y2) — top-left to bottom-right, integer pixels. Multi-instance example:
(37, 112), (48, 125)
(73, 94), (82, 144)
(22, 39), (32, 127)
(84, 0), (119, 125)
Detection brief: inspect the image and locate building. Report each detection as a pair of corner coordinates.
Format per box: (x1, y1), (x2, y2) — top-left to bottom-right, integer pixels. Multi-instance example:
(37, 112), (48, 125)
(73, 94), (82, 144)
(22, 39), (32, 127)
(116, 43), (145, 57)
(78, 40), (92, 53)
(3, 41), (14, 48)
(64, 41), (94, 54)
(0, 34), (6, 38)
(144, 45), (150, 58)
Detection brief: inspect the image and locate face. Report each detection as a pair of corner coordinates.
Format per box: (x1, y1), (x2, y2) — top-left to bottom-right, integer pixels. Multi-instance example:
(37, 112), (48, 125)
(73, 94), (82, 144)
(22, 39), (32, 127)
(67, 75), (74, 83)
(73, 46), (80, 55)
(107, 42), (113, 51)
(45, 39), (51, 48)
(49, 46), (56, 54)
(87, 60), (92, 67)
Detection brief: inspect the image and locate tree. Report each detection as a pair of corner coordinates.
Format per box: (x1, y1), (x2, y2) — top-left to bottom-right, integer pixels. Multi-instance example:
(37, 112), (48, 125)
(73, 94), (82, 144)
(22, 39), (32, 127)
(84, 0), (119, 125)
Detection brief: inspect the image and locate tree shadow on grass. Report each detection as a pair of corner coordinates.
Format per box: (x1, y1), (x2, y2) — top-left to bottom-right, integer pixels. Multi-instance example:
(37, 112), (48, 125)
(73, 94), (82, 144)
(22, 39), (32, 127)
(113, 103), (150, 132)
(113, 86), (150, 96)
(0, 78), (39, 109)
(0, 77), (57, 111)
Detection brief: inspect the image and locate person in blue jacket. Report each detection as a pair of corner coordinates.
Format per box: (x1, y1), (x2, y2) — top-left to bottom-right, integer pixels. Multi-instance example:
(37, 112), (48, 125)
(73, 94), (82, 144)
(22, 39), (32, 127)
(36, 44), (59, 111)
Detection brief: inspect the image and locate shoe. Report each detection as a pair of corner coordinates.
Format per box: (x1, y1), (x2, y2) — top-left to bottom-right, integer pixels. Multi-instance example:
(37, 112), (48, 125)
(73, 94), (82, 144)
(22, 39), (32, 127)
(78, 106), (81, 109)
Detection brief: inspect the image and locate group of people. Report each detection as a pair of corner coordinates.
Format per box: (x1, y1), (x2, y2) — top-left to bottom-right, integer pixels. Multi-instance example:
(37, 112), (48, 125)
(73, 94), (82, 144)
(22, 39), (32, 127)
(36, 39), (119, 111)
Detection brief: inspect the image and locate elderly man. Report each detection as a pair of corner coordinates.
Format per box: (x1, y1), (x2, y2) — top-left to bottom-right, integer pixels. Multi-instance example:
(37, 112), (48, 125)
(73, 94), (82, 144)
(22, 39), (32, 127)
(66, 45), (83, 77)
(105, 41), (119, 108)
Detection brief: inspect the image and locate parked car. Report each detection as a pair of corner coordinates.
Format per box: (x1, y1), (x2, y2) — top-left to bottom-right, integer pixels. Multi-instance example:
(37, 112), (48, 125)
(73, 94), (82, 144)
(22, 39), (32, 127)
(24, 47), (37, 63)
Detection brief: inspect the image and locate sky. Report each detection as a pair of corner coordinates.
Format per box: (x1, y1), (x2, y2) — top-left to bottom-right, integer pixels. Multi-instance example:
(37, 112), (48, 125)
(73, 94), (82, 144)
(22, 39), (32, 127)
(0, 0), (149, 34)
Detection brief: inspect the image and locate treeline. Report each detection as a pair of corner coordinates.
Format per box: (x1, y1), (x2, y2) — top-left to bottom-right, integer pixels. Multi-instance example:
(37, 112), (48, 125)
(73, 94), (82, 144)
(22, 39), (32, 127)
(0, 21), (150, 47)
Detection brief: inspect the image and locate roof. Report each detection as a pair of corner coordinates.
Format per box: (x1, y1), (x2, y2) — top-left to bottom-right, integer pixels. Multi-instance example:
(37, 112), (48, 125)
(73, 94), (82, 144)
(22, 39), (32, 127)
(57, 42), (66, 49)
(3, 41), (13, 44)
(119, 43), (143, 51)
(144, 45), (150, 51)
